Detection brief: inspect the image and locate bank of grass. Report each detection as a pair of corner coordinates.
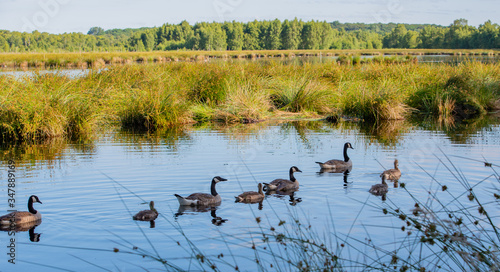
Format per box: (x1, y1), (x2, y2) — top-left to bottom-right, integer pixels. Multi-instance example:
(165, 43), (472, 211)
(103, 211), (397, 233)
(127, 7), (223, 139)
(1, 60), (500, 141)
(1, 49), (499, 69)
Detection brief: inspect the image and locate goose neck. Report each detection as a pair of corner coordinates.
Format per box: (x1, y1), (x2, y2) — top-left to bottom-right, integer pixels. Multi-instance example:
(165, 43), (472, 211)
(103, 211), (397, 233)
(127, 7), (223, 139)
(211, 180), (218, 196)
(28, 198), (37, 214)
(289, 169), (297, 182)
(343, 145), (350, 162)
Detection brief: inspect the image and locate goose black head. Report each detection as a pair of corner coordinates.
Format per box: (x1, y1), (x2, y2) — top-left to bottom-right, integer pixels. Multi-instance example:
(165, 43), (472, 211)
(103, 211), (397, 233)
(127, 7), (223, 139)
(290, 166), (302, 173)
(345, 142), (354, 150)
(30, 195), (42, 204)
(213, 176), (228, 183)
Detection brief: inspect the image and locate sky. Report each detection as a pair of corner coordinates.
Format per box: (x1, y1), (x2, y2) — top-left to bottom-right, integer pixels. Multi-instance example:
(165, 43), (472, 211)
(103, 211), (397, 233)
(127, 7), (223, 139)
(0, 0), (498, 34)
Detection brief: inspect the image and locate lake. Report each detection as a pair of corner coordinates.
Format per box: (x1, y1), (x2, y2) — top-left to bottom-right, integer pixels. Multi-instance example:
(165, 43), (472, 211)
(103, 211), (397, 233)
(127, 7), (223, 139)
(1, 117), (499, 271)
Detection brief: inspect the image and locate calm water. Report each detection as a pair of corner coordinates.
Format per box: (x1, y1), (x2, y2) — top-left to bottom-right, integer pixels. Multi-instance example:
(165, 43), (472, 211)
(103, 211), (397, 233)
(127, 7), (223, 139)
(0, 118), (499, 271)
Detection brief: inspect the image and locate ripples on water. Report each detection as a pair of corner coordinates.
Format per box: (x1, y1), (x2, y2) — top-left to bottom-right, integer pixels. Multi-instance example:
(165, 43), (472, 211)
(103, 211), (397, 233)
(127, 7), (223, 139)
(0, 119), (499, 271)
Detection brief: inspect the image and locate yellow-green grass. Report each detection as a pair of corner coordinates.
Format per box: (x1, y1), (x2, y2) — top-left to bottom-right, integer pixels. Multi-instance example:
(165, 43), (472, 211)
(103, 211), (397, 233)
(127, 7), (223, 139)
(1, 49), (499, 69)
(1, 60), (499, 141)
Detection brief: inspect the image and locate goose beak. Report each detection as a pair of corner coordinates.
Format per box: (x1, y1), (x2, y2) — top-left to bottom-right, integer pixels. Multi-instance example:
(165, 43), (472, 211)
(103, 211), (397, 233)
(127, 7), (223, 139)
(219, 177), (228, 182)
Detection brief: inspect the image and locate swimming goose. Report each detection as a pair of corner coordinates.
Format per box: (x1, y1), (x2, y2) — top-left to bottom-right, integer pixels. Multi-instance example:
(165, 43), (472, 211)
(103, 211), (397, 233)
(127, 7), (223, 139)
(369, 174), (389, 196)
(381, 159), (401, 181)
(132, 201), (158, 221)
(0, 195), (42, 226)
(263, 166), (302, 192)
(235, 183), (265, 203)
(316, 142), (354, 170)
(175, 176), (227, 206)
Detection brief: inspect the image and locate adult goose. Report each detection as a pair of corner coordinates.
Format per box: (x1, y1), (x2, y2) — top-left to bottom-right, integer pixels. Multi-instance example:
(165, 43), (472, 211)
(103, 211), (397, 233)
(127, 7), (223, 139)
(263, 166), (302, 192)
(369, 174), (389, 196)
(381, 159), (401, 181)
(175, 176), (227, 206)
(316, 142), (354, 170)
(0, 195), (42, 226)
(132, 201), (158, 221)
(235, 183), (265, 203)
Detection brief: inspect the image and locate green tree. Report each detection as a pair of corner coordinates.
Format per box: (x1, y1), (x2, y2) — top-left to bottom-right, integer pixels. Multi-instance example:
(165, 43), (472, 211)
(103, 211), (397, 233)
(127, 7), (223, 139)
(265, 19), (282, 50)
(418, 26), (445, 48)
(0, 36), (9, 52)
(243, 20), (261, 50)
(443, 19), (476, 48)
(319, 21), (334, 49)
(224, 21), (244, 50)
(473, 20), (499, 48)
(280, 18), (303, 50)
(88, 27), (105, 35)
(141, 30), (155, 51)
(383, 24), (407, 48)
(301, 21), (321, 49)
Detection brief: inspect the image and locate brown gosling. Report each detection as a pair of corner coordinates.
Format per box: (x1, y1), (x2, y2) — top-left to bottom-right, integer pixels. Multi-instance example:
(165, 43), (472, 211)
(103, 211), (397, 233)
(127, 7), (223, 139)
(381, 159), (401, 181)
(235, 183), (265, 203)
(369, 174), (389, 196)
(0, 195), (42, 225)
(132, 201), (158, 221)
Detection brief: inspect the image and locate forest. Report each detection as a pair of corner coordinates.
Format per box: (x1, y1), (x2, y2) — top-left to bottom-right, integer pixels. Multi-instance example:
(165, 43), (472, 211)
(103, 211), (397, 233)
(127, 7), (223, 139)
(0, 18), (498, 53)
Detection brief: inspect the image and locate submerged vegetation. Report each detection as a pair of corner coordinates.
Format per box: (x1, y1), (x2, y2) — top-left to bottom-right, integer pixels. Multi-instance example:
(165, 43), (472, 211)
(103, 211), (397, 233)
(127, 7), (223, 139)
(1, 59), (499, 141)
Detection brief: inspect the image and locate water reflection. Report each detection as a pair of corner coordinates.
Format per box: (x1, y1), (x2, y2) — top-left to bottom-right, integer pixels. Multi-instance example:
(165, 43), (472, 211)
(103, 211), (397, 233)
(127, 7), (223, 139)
(175, 206), (228, 226)
(268, 192), (302, 206)
(0, 136), (96, 165)
(412, 114), (500, 144)
(357, 120), (411, 146)
(115, 126), (192, 152)
(0, 221), (42, 242)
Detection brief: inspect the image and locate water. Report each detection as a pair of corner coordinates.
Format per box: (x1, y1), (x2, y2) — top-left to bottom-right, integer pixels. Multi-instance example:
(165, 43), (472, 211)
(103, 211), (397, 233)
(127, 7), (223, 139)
(0, 118), (499, 271)
(0, 54), (498, 79)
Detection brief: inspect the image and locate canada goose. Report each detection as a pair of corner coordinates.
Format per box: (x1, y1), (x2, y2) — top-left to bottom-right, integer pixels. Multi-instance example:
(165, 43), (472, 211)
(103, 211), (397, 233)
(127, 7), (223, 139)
(316, 142), (354, 170)
(0, 195), (42, 226)
(174, 176), (227, 206)
(381, 159), (401, 181)
(369, 174), (389, 196)
(132, 201), (158, 221)
(263, 166), (302, 192)
(235, 183), (265, 203)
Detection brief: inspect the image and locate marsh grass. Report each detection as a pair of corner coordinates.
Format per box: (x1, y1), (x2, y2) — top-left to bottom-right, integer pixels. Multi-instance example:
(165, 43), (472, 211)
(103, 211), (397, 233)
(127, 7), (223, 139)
(1, 60), (499, 141)
(1, 49), (498, 70)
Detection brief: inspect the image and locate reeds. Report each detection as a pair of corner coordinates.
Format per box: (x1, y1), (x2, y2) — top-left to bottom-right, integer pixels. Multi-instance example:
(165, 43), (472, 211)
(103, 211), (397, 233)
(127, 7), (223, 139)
(1, 60), (499, 142)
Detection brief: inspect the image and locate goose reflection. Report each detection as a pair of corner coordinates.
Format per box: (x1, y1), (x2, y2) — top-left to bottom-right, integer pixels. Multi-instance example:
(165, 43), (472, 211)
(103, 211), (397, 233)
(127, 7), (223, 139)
(175, 206), (228, 226)
(318, 166), (352, 174)
(0, 220), (42, 242)
(267, 191), (302, 206)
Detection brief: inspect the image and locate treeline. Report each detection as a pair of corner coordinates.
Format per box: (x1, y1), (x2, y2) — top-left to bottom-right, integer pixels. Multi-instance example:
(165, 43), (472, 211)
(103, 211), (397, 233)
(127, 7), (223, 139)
(0, 19), (498, 53)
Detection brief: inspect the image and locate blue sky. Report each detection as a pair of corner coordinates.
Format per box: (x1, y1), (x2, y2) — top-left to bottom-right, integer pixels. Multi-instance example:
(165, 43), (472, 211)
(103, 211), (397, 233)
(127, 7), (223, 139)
(0, 0), (498, 34)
